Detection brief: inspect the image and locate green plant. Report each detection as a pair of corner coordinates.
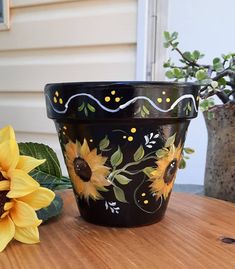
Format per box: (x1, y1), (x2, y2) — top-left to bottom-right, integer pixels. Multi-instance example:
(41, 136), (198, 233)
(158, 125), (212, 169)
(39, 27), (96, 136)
(163, 31), (235, 111)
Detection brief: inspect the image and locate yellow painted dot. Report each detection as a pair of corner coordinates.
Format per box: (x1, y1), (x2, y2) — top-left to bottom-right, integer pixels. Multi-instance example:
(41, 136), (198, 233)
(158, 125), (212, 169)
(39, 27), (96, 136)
(131, 128), (136, 133)
(63, 126), (67, 130)
(162, 91), (166, 95)
(53, 97), (57, 103)
(141, 193), (146, 197)
(115, 97), (121, 102)
(62, 131), (66, 135)
(166, 98), (171, 103)
(157, 98), (162, 103)
(123, 135), (127, 139)
(55, 91), (59, 97)
(111, 90), (116, 95)
(128, 136), (133, 142)
(59, 98), (63, 104)
(89, 139), (93, 142)
(105, 96), (111, 102)
(144, 200), (149, 204)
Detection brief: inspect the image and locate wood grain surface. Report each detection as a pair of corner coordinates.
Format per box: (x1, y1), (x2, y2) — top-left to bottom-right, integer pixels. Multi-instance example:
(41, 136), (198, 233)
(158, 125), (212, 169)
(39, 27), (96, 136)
(1, 190), (235, 269)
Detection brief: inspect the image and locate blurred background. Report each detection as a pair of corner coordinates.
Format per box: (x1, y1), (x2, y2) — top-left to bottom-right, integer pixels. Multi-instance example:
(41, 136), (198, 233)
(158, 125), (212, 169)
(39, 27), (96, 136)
(0, 0), (233, 185)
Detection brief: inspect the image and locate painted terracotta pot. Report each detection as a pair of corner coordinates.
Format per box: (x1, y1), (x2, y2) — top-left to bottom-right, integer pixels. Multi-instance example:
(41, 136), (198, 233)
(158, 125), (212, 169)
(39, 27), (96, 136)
(45, 82), (200, 227)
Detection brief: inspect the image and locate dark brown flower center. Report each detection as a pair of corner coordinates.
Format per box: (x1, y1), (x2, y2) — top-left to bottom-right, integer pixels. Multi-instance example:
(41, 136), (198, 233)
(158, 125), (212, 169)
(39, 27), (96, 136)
(0, 173), (9, 217)
(163, 159), (178, 185)
(73, 157), (92, 182)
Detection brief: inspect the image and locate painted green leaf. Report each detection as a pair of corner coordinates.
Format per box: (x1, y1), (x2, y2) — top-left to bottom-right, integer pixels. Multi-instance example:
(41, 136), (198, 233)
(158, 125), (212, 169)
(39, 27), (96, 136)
(36, 194), (63, 222)
(115, 174), (132, 185)
(78, 102), (85, 111)
(99, 135), (110, 151)
(113, 186), (127, 203)
(142, 105), (150, 115)
(110, 146), (123, 167)
(143, 167), (155, 178)
(87, 103), (96, 112)
(84, 107), (88, 117)
(19, 142), (62, 178)
(134, 145), (145, 162)
(140, 109), (146, 118)
(156, 148), (169, 159)
(165, 134), (176, 148)
(183, 147), (195, 154)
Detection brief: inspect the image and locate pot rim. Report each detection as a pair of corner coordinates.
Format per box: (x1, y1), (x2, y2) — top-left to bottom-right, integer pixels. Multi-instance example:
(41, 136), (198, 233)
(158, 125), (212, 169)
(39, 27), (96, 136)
(45, 81), (200, 88)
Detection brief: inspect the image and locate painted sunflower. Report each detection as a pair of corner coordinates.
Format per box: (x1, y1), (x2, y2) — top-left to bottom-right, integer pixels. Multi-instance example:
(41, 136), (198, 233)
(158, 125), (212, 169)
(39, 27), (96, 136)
(0, 125), (55, 252)
(65, 139), (110, 201)
(150, 143), (182, 200)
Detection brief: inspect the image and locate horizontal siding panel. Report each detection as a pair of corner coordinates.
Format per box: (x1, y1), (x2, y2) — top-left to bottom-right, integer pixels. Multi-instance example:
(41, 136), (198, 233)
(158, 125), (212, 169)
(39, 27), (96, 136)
(0, 61), (135, 92)
(12, 0), (76, 8)
(1, 1), (136, 51)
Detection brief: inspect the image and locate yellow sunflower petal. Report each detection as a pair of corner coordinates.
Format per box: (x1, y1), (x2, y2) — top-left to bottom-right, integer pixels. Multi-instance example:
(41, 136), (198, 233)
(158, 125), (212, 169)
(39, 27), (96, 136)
(7, 169), (39, 198)
(0, 216), (15, 252)
(18, 187), (55, 210)
(0, 125), (15, 142)
(0, 180), (10, 191)
(10, 200), (42, 227)
(0, 139), (19, 172)
(4, 202), (14, 211)
(16, 156), (45, 173)
(0, 211), (9, 219)
(14, 226), (40, 244)
(80, 139), (90, 157)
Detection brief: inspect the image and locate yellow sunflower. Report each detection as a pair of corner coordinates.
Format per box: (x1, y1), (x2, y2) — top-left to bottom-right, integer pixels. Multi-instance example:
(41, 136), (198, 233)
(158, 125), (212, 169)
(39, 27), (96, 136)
(0, 125), (55, 252)
(150, 143), (182, 200)
(65, 139), (110, 201)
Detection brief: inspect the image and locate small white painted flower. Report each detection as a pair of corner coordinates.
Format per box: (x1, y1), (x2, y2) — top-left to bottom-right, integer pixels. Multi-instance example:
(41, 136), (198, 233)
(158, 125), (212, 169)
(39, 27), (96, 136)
(144, 133), (159, 148)
(105, 201), (120, 214)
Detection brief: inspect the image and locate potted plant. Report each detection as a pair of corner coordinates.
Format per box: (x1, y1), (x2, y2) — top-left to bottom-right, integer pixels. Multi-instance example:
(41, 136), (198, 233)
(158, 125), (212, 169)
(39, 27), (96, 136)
(163, 31), (235, 202)
(44, 81), (200, 227)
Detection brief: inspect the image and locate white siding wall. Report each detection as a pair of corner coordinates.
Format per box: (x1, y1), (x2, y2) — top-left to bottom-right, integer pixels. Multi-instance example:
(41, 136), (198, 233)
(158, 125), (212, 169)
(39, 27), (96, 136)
(0, 0), (137, 173)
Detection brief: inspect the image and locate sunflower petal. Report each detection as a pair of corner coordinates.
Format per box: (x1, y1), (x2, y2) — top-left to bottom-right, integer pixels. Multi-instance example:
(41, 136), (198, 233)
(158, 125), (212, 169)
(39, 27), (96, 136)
(4, 202), (14, 211)
(16, 156), (45, 173)
(14, 226), (40, 244)
(0, 216), (15, 252)
(80, 139), (90, 157)
(7, 169), (39, 198)
(10, 200), (42, 227)
(0, 180), (10, 191)
(0, 139), (19, 172)
(18, 187), (55, 210)
(0, 125), (15, 142)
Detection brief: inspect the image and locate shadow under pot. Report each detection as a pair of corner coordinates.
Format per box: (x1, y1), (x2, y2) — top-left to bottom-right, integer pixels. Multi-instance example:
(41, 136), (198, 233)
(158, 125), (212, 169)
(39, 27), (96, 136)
(44, 81), (200, 227)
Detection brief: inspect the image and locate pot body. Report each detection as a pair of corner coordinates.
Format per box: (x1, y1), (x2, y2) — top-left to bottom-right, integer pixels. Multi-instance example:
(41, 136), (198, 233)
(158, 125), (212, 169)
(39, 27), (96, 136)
(45, 82), (199, 227)
(204, 105), (235, 202)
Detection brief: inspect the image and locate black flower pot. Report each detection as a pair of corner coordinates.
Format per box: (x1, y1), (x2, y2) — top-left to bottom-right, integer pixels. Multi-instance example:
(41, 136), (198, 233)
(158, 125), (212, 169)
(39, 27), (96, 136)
(45, 81), (200, 227)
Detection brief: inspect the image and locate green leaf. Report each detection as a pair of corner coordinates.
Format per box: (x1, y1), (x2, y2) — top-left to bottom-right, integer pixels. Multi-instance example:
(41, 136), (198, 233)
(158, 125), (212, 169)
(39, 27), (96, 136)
(183, 51), (193, 61)
(87, 103), (96, 112)
(78, 102), (85, 111)
(115, 174), (132, 185)
(165, 70), (175, 79)
(113, 186), (127, 203)
(36, 194), (63, 222)
(140, 109), (146, 118)
(143, 167), (155, 178)
(134, 145), (145, 161)
(195, 70), (208, 81)
(218, 78), (226, 87)
(192, 50), (200, 60)
(171, 31), (178, 40)
(110, 146), (123, 167)
(156, 148), (169, 159)
(142, 105), (150, 115)
(165, 134), (176, 148)
(99, 135), (110, 151)
(19, 142), (62, 178)
(179, 158), (186, 169)
(183, 147), (195, 154)
(164, 31), (171, 41)
(84, 107), (88, 117)
(29, 170), (69, 190)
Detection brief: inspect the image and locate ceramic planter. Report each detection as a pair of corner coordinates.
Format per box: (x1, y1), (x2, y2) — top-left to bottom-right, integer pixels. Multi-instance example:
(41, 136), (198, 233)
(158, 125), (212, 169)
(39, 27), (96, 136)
(204, 104), (235, 202)
(45, 82), (200, 227)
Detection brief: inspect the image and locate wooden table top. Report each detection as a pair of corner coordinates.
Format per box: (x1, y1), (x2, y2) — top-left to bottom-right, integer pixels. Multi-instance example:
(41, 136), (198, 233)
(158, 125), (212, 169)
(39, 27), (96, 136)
(1, 190), (235, 269)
